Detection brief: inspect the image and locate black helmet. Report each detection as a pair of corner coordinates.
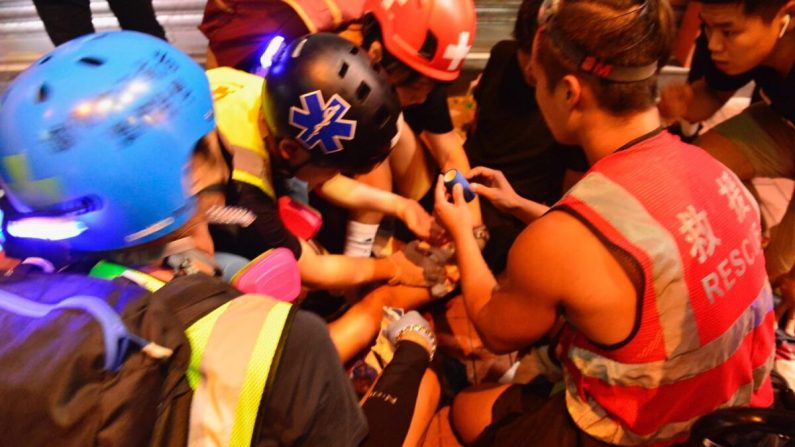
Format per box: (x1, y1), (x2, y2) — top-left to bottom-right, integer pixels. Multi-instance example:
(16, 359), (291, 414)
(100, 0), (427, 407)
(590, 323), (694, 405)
(261, 33), (401, 174)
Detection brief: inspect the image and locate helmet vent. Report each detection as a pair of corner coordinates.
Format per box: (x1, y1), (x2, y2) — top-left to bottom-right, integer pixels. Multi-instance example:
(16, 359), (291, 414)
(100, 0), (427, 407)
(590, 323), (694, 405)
(37, 55), (52, 65)
(338, 62), (349, 78)
(356, 82), (371, 102)
(78, 56), (105, 67)
(349, 46), (359, 55)
(375, 105), (390, 129)
(36, 84), (50, 103)
(418, 32), (438, 61)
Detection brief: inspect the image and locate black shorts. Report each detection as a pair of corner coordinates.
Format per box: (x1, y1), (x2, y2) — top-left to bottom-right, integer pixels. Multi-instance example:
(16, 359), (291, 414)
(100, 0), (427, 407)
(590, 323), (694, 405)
(474, 384), (613, 447)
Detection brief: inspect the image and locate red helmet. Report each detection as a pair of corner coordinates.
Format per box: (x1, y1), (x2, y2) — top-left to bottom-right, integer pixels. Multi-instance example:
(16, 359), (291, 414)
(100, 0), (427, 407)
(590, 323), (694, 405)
(363, 0), (477, 82)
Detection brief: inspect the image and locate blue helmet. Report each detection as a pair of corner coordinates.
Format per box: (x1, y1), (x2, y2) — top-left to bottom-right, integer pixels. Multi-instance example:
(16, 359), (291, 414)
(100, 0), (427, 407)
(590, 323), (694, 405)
(0, 31), (214, 252)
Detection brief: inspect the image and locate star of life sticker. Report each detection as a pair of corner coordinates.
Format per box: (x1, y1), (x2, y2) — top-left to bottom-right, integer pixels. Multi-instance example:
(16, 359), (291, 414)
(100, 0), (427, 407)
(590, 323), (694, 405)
(289, 90), (357, 154)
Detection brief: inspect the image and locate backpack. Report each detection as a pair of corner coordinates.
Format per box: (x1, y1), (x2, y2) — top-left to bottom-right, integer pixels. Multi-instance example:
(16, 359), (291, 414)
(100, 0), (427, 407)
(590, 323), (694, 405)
(0, 264), (242, 446)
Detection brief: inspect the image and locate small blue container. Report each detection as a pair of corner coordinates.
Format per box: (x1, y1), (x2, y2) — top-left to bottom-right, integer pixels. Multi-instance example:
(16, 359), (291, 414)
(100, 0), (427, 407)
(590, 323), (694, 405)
(443, 169), (476, 203)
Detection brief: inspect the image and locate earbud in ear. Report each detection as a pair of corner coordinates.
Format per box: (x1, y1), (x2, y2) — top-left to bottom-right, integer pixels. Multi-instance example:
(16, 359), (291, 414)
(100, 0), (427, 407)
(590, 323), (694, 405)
(780, 14), (791, 39)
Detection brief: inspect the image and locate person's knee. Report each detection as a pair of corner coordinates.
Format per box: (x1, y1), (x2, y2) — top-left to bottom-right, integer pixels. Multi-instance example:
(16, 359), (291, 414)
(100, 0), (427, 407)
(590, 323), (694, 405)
(450, 390), (484, 445)
(450, 384), (510, 445)
(359, 285), (394, 313)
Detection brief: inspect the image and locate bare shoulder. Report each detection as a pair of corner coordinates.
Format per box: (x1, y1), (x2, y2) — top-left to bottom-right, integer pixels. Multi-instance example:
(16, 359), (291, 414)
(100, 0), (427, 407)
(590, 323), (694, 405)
(509, 209), (601, 269)
(509, 210), (637, 345)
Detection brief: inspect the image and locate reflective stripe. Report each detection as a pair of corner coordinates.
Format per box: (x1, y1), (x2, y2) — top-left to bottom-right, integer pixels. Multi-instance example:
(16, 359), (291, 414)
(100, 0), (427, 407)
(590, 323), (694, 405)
(282, 0), (318, 33)
(89, 257), (290, 446)
(568, 283), (773, 387)
(89, 260), (166, 292)
(231, 144), (276, 200)
(188, 295), (291, 447)
(561, 150), (775, 444)
(185, 302), (230, 390)
(208, 68), (276, 201)
(230, 301), (291, 445)
(565, 358), (774, 446)
(232, 169), (275, 200)
(568, 172), (699, 357)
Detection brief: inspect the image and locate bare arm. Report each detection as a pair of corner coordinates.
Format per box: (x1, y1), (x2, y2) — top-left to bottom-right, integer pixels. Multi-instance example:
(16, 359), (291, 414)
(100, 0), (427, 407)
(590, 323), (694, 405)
(348, 159), (394, 225)
(297, 238), (394, 289)
(433, 178), (558, 353)
(296, 238), (436, 290)
(455, 217), (562, 353)
(317, 173), (402, 215)
(435, 178), (637, 353)
(316, 173), (432, 239)
(423, 130), (483, 227)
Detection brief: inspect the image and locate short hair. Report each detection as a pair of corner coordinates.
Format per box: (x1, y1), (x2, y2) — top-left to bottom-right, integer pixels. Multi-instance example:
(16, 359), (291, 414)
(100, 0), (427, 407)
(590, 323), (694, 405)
(698, 0), (789, 22)
(535, 0), (675, 115)
(514, 0), (545, 52)
(361, 13), (423, 83)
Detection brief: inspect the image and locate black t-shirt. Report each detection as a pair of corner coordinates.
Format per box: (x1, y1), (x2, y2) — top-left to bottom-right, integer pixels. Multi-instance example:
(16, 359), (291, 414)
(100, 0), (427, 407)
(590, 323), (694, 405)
(704, 55), (795, 124)
(403, 84), (455, 135)
(464, 40), (588, 206)
(258, 310), (368, 446)
(210, 179), (303, 261)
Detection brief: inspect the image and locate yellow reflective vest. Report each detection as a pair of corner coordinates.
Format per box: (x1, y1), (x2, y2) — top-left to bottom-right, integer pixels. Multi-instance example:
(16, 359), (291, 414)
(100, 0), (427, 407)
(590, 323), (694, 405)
(89, 260), (292, 446)
(207, 67), (277, 201)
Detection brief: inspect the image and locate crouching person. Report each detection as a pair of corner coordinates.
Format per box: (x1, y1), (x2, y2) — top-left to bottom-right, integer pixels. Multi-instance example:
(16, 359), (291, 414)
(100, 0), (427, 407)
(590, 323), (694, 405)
(0, 31), (436, 446)
(435, 0), (776, 445)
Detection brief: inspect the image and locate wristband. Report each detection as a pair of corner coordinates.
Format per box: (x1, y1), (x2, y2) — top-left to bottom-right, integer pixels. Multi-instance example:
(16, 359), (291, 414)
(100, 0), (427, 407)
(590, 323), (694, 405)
(395, 324), (437, 360)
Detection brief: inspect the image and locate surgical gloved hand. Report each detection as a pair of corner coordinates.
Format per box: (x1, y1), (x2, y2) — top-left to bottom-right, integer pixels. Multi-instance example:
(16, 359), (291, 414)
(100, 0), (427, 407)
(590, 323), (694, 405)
(385, 310), (437, 359)
(402, 240), (455, 297)
(386, 250), (431, 287)
(387, 240), (450, 288)
(403, 240), (451, 276)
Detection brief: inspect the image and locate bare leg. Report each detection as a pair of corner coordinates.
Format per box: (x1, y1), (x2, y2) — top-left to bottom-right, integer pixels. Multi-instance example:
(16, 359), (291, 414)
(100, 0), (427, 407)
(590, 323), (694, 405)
(403, 369), (441, 447)
(329, 285), (433, 362)
(389, 127), (436, 200)
(450, 383), (512, 445)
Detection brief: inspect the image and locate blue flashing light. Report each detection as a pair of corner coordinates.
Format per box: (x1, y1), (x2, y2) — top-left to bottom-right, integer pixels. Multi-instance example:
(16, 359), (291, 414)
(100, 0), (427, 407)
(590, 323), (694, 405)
(259, 35), (286, 71)
(7, 217), (88, 241)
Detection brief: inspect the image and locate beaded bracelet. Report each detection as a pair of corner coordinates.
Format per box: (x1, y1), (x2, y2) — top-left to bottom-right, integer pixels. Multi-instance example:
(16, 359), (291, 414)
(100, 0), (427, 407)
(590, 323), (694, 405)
(395, 324), (437, 360)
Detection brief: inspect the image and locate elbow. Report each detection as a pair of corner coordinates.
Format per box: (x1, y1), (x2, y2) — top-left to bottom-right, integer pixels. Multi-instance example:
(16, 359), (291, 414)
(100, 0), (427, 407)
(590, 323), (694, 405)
(475, 329), (517, 355)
